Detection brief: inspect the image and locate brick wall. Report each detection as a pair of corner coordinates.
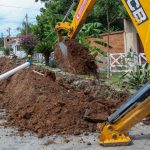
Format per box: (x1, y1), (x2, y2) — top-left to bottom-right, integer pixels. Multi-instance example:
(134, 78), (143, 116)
(90, 31), (124, 54)
(89, 31), (125, 70)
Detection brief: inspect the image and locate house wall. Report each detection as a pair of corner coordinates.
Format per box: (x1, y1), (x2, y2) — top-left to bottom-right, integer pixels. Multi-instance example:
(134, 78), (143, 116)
(90, 31), (124, 70)
(4, 37), (15, 48)
(124, 19), (138, 53)
(90, 31), (124, 54)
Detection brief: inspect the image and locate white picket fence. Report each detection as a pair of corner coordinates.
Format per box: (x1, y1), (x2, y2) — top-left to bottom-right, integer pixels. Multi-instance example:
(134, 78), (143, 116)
(109, 53), (147, 73)
(32, 52), (54, 64)
(32, 53), (45, 63)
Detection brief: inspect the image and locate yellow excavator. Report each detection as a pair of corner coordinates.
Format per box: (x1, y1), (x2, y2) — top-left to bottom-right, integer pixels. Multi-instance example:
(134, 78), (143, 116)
(55, 0), (150, 146)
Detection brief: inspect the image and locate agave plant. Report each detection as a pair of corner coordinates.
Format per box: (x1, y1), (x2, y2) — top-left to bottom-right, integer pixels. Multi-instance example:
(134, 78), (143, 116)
(121, 63), (150, 88)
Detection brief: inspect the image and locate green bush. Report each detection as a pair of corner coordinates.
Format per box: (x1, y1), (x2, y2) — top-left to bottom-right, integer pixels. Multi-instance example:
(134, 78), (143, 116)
(121, 63), (150, 88)
(3, 48), (11, 56)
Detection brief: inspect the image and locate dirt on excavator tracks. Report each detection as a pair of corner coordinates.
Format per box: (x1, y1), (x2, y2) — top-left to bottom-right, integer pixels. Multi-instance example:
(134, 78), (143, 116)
(54, 39), (97, 75)
(0, 57), (137, 138)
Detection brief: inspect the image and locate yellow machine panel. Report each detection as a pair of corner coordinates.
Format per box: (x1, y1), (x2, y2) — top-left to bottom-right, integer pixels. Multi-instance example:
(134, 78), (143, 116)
(69, 0), (96, 38)
(122, 0), (150, 63)
(55, 0), (96, 41)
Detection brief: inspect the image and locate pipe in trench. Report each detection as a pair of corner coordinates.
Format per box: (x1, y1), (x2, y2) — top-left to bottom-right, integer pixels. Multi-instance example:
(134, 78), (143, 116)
(0, 62), (30, 81)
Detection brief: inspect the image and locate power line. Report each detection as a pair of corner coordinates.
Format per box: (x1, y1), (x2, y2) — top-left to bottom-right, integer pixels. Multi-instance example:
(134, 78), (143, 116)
(0, 18), (36, 24)
(0, 16), (36, 20)
(0, 20), (26, 24)
(0, 4), (40, 11)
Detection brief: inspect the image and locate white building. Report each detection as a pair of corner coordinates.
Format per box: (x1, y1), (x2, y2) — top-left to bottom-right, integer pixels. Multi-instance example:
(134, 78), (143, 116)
(4, 36), (26, 58)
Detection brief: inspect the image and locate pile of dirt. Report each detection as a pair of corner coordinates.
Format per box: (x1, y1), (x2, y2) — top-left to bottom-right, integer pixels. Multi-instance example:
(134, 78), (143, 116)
(0, 57), (129, 138)
(54, 40), (97, 75)
(0, 57), (23, 74)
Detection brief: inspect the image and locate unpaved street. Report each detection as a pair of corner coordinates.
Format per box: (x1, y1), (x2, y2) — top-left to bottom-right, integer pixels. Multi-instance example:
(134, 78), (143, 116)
(0, 122), (149, 150)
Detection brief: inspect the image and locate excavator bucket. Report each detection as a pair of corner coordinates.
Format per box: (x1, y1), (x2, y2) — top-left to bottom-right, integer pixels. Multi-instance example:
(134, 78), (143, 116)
(57, 41), (68, 57)
(122, 0), (150, 63)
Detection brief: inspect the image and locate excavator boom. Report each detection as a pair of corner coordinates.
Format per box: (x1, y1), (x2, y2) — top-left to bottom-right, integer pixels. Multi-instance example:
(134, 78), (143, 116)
(55, 0), (96, 41)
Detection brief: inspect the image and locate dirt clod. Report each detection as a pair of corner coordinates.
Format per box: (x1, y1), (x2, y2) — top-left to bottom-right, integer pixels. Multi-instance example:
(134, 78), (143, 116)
(54, 39), (97, 74)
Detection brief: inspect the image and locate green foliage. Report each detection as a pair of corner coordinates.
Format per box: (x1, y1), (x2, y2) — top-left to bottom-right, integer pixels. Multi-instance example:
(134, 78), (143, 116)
(95, 41), (112, 49)
(35, 40), (55, 65)
(0, 38), (4, 48)
(79, 22), (103, 38)
(2, 47), (12, 56)
(121, 63), (150, 88)
(35, 40), (53, 54)
(17, 21), (33, 35)
(77, 22), (111, 62)
(88, 0), (125, 31)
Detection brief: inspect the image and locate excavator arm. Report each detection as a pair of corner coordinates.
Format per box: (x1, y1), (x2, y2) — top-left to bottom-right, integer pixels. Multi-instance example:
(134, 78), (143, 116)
(55, 0), (96, 41)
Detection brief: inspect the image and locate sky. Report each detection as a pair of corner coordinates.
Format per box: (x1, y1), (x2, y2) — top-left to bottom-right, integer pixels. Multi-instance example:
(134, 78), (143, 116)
(0, 0), (43, 37)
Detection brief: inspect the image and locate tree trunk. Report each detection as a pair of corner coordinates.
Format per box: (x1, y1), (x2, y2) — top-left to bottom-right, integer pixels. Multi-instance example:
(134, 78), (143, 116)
(43, 52), (50, 66)
(107, 9), (111, 78)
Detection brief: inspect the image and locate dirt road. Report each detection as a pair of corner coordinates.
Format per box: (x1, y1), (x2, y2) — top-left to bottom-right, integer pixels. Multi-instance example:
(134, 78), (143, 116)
(0, 123), (149, 150)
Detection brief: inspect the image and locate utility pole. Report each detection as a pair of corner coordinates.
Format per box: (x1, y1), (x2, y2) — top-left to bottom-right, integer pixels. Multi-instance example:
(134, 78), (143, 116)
(25, 14), (28, 35)
(7, 28), (11, 37)
(1, 33), (3, 38)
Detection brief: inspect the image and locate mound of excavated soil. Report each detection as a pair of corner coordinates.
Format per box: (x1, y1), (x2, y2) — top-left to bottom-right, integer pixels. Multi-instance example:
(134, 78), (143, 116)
(54, 40), (97, 75)
(0, 57), (129, 138)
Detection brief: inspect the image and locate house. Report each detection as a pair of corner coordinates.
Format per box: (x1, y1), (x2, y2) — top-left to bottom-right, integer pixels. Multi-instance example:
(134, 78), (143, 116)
(4, 36), (26, 58)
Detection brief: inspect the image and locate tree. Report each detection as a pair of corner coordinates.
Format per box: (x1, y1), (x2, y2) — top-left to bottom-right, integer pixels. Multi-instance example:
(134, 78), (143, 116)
(92, 0), (124, 77)
(35, 40), (53, 65)
(0, 38), (4, 48)
(19, 35), (39, 55)
(17, 21), (33, 35)
(31, 4), (58, 63)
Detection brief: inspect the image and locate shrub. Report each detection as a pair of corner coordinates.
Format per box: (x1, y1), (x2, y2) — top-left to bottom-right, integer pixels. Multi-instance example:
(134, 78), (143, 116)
(121, 63), (150, 88)
(3, 47), (12, 56)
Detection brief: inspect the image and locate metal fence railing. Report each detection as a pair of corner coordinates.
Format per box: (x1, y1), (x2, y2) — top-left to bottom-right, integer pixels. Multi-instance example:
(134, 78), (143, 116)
(109, 53), (147, 73)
